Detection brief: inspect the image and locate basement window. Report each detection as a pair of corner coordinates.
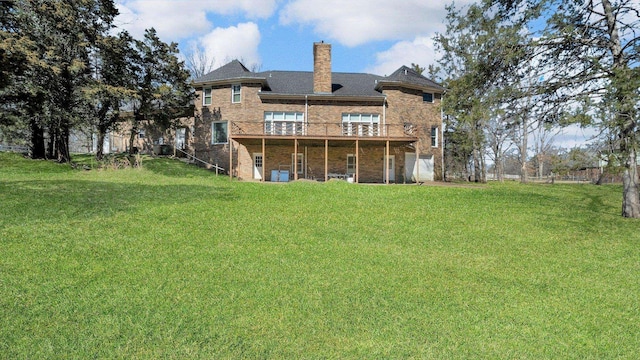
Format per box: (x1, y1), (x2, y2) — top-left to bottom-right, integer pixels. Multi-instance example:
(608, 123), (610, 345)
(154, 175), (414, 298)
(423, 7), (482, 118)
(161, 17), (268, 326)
(346, 154), (356, 175)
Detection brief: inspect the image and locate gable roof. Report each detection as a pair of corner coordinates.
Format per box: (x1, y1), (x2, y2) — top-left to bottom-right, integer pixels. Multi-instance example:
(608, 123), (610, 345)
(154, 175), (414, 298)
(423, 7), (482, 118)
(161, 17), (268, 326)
(192, 60), (265, 84)
(376, 66), (446, 92)
(192, 61), (444, 98)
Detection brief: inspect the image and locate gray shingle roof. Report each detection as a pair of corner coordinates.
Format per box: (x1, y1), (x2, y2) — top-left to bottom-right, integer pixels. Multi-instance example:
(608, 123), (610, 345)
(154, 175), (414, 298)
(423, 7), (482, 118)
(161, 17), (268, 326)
(193, 61), (444, 97)
(192, 60), (264, 84)
(256, 71), (385, 97)
(382, 66), (446, 91)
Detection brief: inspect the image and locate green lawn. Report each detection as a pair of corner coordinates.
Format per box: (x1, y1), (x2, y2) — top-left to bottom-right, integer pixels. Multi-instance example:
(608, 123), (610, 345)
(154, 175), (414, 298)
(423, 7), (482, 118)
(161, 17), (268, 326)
(1, 152), (638, 359)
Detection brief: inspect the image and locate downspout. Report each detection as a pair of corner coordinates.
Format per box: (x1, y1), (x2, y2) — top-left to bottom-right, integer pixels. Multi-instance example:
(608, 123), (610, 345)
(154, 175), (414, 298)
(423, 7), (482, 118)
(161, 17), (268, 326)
(382, 96), (387, 136)
(305, 95), (308, 136)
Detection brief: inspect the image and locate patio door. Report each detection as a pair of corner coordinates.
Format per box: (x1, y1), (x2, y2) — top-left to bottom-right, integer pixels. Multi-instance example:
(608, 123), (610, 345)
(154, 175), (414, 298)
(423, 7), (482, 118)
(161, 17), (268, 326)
(253, 153), (263, 180)
(384, 155), (395, 183)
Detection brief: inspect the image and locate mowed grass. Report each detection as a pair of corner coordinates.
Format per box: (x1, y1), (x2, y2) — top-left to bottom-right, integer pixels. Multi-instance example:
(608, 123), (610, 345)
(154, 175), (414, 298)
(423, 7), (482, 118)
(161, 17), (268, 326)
(1, 152), (638, 359)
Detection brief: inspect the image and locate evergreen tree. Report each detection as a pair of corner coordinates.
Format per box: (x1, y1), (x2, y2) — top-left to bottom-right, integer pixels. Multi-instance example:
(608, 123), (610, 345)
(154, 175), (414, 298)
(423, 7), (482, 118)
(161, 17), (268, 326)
(128, 28), (193, 154)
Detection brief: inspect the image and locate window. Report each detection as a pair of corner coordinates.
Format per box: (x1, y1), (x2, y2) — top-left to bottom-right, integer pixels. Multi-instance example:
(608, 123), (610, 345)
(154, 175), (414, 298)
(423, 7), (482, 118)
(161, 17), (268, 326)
(264, 111), (305, 135)
(176, 128), (186, 150)
(138, 129), (145, 139)
(342, 113), (380, 136)
(346, 154), (356, 175)
(231, 84), (241, 103)
(203, 88), (212, 105)
(211, 121), (228, 144)
(431, 126), (438, 147)
(423, 92), (434, 103)
(254, 154), (263, 168)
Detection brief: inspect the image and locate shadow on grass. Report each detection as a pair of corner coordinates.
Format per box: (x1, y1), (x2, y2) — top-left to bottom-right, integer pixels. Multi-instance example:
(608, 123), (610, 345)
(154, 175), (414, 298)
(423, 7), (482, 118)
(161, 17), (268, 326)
(0, 179), (237, 226)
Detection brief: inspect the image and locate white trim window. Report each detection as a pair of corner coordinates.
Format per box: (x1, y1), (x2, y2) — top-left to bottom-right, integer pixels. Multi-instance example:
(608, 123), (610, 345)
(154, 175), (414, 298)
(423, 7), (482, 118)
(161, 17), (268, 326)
(346, 154), (356, 175)
(231, 84), (241, 103)
(264, 111), (305, 135)
(203, 87), (212, 106)
(423, 92), (434, 103)
(431, 126), (439, 147)
(211, 121), (228, 144)
(342, 113), (380, 136)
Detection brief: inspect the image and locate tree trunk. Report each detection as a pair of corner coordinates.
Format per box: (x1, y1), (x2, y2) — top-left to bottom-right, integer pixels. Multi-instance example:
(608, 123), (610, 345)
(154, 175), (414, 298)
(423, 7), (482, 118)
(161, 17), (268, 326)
(55, 117), (70, 163)
(473, 147), (481, 182)
(47, 123), (56, 159)
(96, 128), (106, 161)
(520, 119), (529, 184)
(537, 154), (544, 180)
(128, 119), (138, 155)
(30, 118), (46, 159)
(621, 148), (640, 218)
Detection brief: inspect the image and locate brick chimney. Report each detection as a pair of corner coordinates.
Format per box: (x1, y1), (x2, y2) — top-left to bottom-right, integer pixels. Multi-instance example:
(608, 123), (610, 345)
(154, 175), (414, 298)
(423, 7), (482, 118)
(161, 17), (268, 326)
(313, 42), (332, 94)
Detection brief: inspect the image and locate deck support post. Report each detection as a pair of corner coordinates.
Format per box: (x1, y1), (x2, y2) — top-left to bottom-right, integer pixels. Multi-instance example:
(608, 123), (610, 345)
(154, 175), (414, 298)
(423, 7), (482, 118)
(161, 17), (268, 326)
(229, 139), (233, 181)
(324, 139), (328, 182)
(261, 138), (265, 182)
(385, 140), (390, 184)
(294, 139), (298, 181)
(416, 142), (420, 185)
(355, 139), (359, 183)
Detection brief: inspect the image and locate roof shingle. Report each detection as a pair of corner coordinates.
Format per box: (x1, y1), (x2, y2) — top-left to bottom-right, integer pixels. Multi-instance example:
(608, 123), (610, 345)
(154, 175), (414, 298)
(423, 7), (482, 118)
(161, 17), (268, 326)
(193, 60), (444, 97)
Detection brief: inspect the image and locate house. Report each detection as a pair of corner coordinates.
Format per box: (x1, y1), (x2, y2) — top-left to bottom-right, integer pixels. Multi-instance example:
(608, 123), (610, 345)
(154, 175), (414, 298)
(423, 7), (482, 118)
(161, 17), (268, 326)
(68, 117), (194, 157)
(191, 42), (445, 183)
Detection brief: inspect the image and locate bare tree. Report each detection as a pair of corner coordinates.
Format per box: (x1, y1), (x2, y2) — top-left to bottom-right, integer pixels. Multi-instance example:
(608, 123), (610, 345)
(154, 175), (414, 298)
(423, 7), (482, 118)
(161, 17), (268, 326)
(532, 121), (559, 179)
(184, 45), (216, 79)
(486, 112), (513, 181)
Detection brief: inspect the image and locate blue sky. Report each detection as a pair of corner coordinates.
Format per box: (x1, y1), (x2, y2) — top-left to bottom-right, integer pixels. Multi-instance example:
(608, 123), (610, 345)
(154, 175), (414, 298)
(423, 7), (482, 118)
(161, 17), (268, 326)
(113, 0), (463, 76)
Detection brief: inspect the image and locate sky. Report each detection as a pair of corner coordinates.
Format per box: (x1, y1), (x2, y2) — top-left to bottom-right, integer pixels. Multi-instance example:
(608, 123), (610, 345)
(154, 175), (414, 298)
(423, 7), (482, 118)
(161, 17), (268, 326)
(112, 0), (596, 149)
(113, 0), (465, 76)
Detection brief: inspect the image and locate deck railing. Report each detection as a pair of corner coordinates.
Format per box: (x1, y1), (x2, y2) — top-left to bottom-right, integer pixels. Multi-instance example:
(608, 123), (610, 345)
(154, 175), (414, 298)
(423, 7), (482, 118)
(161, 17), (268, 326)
(231, 121), (419, 138)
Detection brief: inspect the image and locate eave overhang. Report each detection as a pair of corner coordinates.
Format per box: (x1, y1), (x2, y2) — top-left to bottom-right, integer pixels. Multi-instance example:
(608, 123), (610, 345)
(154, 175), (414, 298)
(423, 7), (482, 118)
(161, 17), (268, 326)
(192, 77), (268, 87)
(375, 80), (445, 93)
(258, 92), (386, 102)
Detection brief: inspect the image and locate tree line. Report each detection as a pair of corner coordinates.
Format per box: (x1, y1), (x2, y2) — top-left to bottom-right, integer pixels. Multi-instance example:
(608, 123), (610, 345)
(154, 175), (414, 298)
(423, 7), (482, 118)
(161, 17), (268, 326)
(0, 0), (192, 162)
(434, 0), (639, 218)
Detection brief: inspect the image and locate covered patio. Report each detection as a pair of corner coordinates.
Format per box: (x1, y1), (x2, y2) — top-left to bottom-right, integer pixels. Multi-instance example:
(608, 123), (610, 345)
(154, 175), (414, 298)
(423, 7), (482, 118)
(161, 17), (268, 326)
(229, 133), (422, 184)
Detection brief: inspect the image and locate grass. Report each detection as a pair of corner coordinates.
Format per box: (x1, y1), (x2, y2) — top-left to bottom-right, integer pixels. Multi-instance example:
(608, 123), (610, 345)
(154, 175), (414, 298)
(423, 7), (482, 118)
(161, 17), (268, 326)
(1, 151), (639, 359)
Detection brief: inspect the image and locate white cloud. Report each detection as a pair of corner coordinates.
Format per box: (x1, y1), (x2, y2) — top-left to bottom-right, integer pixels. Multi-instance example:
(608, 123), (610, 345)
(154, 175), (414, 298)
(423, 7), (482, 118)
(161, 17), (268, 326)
(280, 0), (469, 47)
(114, 0), (278, 42)
(365, 36), (437, 76)
(115, 1), (210, 41)
(198, 22), (262, 69)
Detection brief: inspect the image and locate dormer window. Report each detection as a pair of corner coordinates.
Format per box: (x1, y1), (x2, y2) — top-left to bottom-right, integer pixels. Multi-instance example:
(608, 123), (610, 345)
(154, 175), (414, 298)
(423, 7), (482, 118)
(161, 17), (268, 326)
(422, 92), (434, 103)
(232, 84), (241, 103)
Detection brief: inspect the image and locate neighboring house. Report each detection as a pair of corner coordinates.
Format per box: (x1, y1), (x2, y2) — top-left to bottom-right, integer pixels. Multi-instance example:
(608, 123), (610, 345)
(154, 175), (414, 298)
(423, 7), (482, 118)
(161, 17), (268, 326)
(68, 117), (194, 156)
(192, 42), (445, 183)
